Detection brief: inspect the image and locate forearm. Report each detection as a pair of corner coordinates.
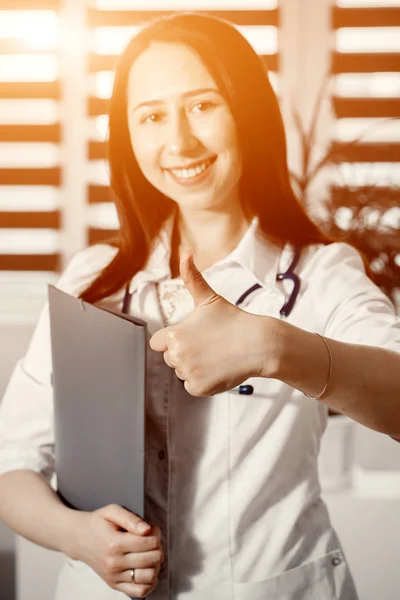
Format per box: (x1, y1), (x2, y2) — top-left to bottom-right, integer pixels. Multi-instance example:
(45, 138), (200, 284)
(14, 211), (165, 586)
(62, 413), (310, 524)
(0, 469), (81, 556)
(263, 318), (400, 437)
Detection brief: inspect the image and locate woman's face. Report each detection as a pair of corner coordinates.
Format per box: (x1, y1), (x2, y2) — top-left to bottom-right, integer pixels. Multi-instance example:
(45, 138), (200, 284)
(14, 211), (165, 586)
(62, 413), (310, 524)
(127, 41), (242, 213)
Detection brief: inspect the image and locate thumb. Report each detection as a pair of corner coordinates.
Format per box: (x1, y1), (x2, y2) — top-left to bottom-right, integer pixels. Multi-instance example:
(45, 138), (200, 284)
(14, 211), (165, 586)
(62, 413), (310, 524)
(100, 504), (151, 535)
(180, 249), (219, 307)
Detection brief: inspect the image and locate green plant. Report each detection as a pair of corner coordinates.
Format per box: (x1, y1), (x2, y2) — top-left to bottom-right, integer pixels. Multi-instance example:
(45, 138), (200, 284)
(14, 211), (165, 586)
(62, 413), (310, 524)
(290, 81), (400, 303)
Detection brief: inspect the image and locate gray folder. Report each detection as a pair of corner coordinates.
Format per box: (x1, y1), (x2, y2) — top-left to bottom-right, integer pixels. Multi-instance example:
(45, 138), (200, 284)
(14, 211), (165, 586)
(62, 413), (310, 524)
(48, 285), (146, 518)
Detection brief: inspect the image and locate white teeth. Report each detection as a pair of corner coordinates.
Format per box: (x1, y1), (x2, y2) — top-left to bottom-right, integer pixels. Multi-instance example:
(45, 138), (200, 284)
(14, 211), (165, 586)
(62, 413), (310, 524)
(170, 159), (212, 180)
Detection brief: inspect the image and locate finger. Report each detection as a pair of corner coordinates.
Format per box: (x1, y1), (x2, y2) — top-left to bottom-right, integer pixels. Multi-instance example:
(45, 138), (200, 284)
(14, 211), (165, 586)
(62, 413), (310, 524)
(163, 350), (174, 369)
(117, 532), (161, 554)
(118, 566), (159, 585)
(99, 504), (151, 536)
(149, 327), (170, 353)
(180, 249), (219, 307)
(174, 369), (185, 382)
(115, 581), (156, 599)
(120, 549), (163, 570)
(184, 379), (203, 398)
(153, 525), (161, 541)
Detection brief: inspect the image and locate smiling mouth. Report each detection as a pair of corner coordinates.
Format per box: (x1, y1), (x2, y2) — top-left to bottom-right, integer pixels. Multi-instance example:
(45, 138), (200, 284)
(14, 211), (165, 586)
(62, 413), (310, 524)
(165, 156), (217, 181)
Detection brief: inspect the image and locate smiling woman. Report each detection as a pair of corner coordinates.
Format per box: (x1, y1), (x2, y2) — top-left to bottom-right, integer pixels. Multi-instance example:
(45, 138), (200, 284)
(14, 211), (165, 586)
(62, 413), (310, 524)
(127, 42), (243, 223)
(1, 8), (400, 600)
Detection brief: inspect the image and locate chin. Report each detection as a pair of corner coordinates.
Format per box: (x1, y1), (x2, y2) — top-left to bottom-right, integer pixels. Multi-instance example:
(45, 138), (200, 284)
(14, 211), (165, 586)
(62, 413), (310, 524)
(172, 192), (227, 213)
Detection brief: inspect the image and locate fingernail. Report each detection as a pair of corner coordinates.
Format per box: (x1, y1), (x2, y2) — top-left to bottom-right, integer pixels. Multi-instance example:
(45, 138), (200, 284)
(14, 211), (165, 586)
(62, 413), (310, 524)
(137, 522), (150, 534)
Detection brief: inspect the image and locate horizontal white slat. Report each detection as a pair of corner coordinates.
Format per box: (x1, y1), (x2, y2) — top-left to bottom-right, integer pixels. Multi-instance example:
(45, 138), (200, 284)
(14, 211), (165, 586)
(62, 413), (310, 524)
(334, 73), (400, 98)
(334, 118), (400, 142)
(0, 10), (58, 50)
(0, 229), (59, 254)
(87, 160), (110, 186)
(88, 115), (108, 141)
(336, 27), (400, 53)
(94, 0), (278, 9)
(87, 202), (119, 228)
(0, 143), (59, 167)
(333, 162), (400, 185)
(0, 55), (58, 82)
(92, 24), (278, 55)
(0, 100), (59, 125)
(337, 1), (400, 6)
(334, 205), (400, 230)
(93, 71), (114, 98)
(0, 186), (59, 211)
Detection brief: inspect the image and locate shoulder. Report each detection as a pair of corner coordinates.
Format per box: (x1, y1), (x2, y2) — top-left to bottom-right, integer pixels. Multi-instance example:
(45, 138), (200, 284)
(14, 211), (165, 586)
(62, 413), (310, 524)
(56, 243), (119, 297)
(296, 243), (398, 340)
(300, 242), (365, 279)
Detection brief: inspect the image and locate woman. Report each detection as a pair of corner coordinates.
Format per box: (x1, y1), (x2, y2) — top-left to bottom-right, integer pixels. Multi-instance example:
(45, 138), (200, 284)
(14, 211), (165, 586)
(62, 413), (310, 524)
(0, 11), (399, 600)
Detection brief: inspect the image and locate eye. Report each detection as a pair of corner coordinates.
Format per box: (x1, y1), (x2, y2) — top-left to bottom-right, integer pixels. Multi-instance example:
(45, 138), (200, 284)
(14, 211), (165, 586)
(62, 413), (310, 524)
(191, 101), (215, 113)
(141, 112), (164, 124)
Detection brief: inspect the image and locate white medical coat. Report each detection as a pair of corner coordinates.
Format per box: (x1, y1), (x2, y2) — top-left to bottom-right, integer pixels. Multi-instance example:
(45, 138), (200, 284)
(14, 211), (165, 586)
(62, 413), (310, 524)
(1, 216), (399, 600)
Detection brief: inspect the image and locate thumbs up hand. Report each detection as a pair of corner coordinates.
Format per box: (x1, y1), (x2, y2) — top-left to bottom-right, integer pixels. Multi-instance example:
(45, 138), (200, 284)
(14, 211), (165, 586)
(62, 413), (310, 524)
(149, 250), (273, 397)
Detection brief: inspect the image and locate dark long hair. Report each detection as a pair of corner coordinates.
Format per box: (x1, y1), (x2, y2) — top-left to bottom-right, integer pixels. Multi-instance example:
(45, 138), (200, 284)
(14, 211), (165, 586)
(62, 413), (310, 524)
(80, 12), (331, 303)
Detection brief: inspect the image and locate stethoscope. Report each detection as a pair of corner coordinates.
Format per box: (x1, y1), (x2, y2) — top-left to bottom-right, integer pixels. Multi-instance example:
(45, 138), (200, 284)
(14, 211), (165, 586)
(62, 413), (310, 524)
(232, 245), (302, 396)
(122, 245), (302, 397)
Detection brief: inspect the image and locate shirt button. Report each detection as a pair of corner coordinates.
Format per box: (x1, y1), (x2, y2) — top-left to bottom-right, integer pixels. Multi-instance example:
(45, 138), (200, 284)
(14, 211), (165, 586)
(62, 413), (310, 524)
(158, 450), (165, 460)
(332, 556), (342, 567)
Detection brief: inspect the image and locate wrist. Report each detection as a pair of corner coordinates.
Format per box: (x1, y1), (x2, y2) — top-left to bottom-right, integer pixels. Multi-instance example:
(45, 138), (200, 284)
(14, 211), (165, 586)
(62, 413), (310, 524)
(246, 314), (284, 379)
(60, 508), (89, 560)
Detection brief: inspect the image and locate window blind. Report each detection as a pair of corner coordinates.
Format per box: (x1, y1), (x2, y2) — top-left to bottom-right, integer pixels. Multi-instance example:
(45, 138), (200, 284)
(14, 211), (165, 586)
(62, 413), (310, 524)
(329, 0), (400, 297)
(0, 1), (61, 321)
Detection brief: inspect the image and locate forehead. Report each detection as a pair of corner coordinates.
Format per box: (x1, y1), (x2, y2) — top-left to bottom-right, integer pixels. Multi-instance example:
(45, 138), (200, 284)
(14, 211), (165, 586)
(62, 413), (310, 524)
(127, 41), (218, 107)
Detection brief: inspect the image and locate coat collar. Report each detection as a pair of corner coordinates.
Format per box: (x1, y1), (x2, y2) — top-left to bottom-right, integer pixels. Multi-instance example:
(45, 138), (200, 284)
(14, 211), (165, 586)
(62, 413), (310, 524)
(128, 214), (290, 294)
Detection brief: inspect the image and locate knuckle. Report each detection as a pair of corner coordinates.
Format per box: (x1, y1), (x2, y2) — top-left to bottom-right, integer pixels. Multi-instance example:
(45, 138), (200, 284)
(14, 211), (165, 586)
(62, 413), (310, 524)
(106, 538), (120, 555)
(166, 329), (177, 343)
(105, 555), (119, 572)
(136, 585), (151, 598)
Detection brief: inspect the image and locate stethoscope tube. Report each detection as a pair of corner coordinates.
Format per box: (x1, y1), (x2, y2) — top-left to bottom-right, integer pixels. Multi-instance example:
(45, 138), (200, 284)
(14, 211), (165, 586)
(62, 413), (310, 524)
(235, 245), (302, 320)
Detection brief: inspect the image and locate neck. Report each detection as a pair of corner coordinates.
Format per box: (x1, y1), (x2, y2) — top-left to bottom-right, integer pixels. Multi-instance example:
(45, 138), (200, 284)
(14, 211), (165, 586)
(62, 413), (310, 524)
(170, 202), (252, 276)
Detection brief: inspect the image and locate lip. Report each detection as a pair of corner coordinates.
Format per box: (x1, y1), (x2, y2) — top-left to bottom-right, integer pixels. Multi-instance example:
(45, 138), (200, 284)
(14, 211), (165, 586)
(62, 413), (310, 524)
(164, 156), (217, 187)
(163, 156), (217, 170)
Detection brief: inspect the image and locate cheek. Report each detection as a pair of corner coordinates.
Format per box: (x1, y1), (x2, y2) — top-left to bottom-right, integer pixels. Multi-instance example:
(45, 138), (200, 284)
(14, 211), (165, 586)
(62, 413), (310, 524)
(196, 115), (240, 157)
(129, 124), (162, 168)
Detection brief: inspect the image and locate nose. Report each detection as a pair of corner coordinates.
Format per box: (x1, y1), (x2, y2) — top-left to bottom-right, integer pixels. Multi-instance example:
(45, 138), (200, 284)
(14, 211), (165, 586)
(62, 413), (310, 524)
(167, 109), (199, 155)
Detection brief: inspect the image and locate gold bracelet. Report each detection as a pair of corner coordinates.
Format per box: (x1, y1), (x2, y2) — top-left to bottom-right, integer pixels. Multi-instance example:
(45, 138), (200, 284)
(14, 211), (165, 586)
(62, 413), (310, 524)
(304, 333), (332, 400)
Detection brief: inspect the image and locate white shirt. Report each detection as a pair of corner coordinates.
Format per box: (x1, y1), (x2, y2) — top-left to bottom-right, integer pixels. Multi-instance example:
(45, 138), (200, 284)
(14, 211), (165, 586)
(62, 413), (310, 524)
(1, 216), (399, 600)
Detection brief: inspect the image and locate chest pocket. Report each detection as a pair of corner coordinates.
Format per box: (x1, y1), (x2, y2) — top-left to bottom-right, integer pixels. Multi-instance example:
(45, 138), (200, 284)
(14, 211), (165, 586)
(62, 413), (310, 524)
(233, 549), (358, 600)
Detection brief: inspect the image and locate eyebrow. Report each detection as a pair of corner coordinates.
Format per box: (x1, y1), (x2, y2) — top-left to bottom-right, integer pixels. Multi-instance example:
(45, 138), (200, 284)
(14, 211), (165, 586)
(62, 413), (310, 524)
(132, 87), (221, 113)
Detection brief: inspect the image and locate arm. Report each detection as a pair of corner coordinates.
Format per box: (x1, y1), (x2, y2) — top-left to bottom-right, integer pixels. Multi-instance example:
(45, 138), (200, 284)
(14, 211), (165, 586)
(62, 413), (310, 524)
(0, 246), (163, 598)
(0, 470), (163, 598)
(150, 248), (400, 438)
(260, 318), (400, 437)
(0, 469), (82, 555)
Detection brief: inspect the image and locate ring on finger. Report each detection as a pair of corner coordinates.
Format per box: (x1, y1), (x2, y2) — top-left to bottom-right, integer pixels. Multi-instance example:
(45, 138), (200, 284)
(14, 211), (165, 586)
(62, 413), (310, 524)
(129, 569), (135, 582)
